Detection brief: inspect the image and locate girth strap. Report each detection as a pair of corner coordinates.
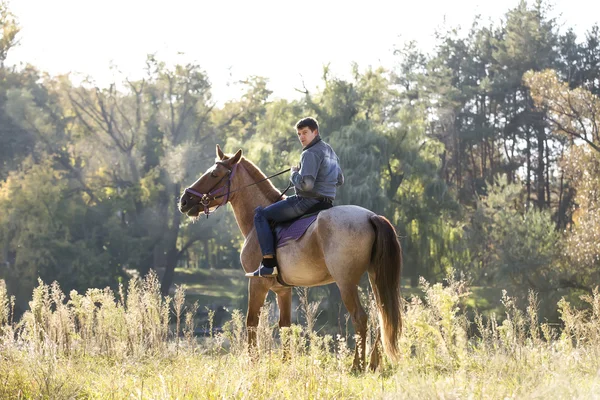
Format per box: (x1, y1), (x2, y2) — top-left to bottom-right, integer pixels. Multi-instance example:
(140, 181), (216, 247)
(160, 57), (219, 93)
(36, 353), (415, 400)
(276, 274), (294, 288)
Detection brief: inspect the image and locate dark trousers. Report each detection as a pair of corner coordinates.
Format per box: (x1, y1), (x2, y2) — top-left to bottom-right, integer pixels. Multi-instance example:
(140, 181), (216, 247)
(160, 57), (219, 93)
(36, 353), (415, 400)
(254, 195), (320, 256)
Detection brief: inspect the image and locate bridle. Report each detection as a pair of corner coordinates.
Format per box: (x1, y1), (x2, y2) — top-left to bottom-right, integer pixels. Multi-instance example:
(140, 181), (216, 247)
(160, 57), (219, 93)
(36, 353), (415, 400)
(183, 162), (292, 218)
(183, 161), (237, 217)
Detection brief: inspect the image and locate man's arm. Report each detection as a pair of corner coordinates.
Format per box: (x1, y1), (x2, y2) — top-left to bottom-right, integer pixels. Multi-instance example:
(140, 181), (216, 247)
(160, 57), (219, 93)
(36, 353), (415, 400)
(292, 174), (316, 191)
(336, 165), (344, 187)
(291, 151), (320, 192)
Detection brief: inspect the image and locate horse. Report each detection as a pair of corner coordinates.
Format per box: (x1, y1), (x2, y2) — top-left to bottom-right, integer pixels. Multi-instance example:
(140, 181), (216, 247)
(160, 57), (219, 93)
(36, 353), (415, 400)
(178, 145), (403, 371)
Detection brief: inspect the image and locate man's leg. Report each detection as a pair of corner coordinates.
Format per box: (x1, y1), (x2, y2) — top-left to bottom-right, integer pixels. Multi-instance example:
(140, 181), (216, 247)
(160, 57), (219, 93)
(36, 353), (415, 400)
(246, 196), (313, 277)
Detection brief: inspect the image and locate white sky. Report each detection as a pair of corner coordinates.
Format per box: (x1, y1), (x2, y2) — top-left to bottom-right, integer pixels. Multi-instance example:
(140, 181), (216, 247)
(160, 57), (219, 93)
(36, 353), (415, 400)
(6, 0), (600, 104)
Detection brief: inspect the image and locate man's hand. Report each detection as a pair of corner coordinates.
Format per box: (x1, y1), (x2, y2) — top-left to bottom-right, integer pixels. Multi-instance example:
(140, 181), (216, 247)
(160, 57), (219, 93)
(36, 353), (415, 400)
(291, 165), (299, 173)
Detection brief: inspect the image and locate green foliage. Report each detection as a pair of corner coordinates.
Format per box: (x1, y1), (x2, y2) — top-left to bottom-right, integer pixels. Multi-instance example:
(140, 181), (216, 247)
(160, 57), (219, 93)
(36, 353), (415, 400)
(330, 123), (387, 212)
(0, 0), (18, 65)
(466, 177), (562, 298)
(0, 160), (124, 309)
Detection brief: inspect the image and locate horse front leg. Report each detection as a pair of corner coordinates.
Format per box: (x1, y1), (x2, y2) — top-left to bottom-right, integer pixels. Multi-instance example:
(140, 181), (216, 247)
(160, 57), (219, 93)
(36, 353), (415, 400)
(246, 279), (270, 353)
(274, 287), (292, 361)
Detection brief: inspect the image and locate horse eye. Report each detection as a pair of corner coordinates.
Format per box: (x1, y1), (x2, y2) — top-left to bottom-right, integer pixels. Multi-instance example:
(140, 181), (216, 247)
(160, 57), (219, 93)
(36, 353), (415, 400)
(210, 171), (218, 178)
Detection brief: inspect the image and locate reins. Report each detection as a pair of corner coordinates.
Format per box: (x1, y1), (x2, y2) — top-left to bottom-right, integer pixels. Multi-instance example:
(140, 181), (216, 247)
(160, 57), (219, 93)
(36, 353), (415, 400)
(184, 165), (292, 217)
(211, 167), (291, 201)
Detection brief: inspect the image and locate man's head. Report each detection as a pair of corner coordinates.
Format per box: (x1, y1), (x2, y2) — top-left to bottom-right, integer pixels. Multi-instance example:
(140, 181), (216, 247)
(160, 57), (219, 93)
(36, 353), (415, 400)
(295, 117), (319, 147)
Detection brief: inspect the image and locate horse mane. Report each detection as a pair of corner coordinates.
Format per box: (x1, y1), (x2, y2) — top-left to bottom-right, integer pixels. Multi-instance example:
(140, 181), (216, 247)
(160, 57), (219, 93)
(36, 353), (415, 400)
(239, 157), (283, 203)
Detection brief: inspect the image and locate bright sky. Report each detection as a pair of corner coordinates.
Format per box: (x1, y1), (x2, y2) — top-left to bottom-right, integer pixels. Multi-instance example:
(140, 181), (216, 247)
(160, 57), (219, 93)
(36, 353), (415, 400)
(6, 0), (600, 104)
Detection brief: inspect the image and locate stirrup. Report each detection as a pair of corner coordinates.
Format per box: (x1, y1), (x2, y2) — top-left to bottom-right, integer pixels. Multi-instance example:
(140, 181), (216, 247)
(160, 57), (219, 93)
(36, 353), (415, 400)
(245, 266), (278, 278)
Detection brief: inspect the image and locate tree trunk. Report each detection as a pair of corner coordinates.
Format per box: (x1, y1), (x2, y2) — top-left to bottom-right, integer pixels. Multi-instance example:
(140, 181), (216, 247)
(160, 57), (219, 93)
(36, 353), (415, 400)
(536, 124), (546, 209)
(386, 160), (405, 200)
(557, 171), (565, 229)
(127, 154), (144, 216)
(161, 245), (179, 297)
(160, 183), (182, 296)
(526, 129), (532, 208)
(455, 119), (462, 191)
(203, 238), (210, 269)
(545, 137), (551, 208)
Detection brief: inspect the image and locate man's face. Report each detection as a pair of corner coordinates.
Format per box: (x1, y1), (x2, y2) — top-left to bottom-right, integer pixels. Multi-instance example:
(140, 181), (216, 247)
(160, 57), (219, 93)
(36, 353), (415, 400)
(297, 127), (318, 147)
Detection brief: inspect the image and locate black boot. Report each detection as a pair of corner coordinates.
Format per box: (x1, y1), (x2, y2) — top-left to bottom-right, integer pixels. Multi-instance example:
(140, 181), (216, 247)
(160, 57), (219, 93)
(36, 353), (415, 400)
(245, 257), (278, 278)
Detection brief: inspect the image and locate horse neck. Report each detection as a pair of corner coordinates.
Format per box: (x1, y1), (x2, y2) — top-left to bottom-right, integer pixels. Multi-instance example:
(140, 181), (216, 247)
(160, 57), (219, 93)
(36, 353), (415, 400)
(229, 160), (281, 237)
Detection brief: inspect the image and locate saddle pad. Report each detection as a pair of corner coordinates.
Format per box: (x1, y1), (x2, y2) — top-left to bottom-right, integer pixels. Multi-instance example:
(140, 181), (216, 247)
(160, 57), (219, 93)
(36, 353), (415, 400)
(275, 215), (318, 248)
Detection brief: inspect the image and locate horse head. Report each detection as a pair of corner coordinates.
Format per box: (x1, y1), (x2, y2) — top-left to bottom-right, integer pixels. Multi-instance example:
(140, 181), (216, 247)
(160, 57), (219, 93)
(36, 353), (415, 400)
(179, 144), (242, 218)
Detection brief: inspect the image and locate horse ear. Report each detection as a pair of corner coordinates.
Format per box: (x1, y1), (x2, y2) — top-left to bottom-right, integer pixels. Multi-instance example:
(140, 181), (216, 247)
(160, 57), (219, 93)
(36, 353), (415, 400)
(229, 149), (243, 165)
(216, 144), (225, 160)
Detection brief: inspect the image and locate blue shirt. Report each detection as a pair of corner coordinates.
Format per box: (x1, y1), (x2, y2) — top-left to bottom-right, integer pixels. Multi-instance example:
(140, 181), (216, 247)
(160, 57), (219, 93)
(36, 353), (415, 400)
(290, 136), (344, 199)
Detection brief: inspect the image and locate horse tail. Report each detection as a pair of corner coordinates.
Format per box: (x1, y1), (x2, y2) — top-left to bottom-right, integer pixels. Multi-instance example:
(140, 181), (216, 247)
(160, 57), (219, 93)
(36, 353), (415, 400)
(368, 214), (402, 362)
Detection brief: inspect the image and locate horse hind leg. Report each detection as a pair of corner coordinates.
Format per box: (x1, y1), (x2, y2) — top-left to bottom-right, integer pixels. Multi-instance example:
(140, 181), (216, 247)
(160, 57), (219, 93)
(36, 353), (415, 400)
(369, 331), (382, 372)
(338, 284), (368, 372)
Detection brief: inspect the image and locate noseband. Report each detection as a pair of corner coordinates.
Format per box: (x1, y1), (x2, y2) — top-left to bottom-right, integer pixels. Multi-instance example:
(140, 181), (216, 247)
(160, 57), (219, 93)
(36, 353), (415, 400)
(184, 163), (238, 217)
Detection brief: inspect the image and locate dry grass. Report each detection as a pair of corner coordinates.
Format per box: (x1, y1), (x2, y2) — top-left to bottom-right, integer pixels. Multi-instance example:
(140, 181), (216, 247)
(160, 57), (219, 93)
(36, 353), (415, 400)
(1, 273), (600, 399)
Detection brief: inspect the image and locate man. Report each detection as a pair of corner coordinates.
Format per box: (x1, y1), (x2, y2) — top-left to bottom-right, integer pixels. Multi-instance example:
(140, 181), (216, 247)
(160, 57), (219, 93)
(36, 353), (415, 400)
(245, 117), (344, 277)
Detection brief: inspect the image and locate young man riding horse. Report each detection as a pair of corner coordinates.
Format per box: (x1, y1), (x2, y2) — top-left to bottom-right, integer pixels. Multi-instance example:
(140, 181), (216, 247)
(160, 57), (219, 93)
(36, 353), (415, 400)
(179, 123), (402, 370)
(246, 117), (344, 278)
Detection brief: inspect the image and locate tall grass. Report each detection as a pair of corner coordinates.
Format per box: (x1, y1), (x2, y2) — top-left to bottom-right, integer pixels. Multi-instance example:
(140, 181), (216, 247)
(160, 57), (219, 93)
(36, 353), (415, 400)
(1, 272), (600, 398)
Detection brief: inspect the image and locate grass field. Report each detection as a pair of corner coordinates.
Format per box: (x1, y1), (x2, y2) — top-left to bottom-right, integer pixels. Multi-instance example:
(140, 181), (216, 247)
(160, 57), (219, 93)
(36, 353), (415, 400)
(1, 272), (599, 399)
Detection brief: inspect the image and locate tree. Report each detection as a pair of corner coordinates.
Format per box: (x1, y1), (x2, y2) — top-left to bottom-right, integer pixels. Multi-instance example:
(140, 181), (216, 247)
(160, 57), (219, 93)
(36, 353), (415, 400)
(65, 57), (220, 295)
(0, 159), (124, 312)
(466, 177), (562, 291)
(0, 3), (31, 180)
(0, 1), (18, 67)
(525, 69), (600, 153)
(526, 69), (600, 290)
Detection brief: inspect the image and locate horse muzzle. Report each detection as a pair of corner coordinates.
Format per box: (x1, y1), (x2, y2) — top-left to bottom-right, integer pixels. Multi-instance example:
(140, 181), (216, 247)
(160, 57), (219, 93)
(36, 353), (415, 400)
(179, 193), (196, 214)
(179, 192), (219, 217)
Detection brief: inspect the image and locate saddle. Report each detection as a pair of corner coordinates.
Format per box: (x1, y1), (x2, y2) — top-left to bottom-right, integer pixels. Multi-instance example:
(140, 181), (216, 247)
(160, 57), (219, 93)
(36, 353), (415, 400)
(272, 201), (333, 248)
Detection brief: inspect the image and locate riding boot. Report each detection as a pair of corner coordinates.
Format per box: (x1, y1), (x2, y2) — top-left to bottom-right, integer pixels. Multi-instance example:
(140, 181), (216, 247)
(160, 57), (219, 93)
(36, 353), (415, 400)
(245, 257), (279, 278)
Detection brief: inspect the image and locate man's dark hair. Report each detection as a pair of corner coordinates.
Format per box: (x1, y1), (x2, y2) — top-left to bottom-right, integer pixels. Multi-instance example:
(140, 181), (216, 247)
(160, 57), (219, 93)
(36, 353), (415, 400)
(295, 117), (319, 133)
